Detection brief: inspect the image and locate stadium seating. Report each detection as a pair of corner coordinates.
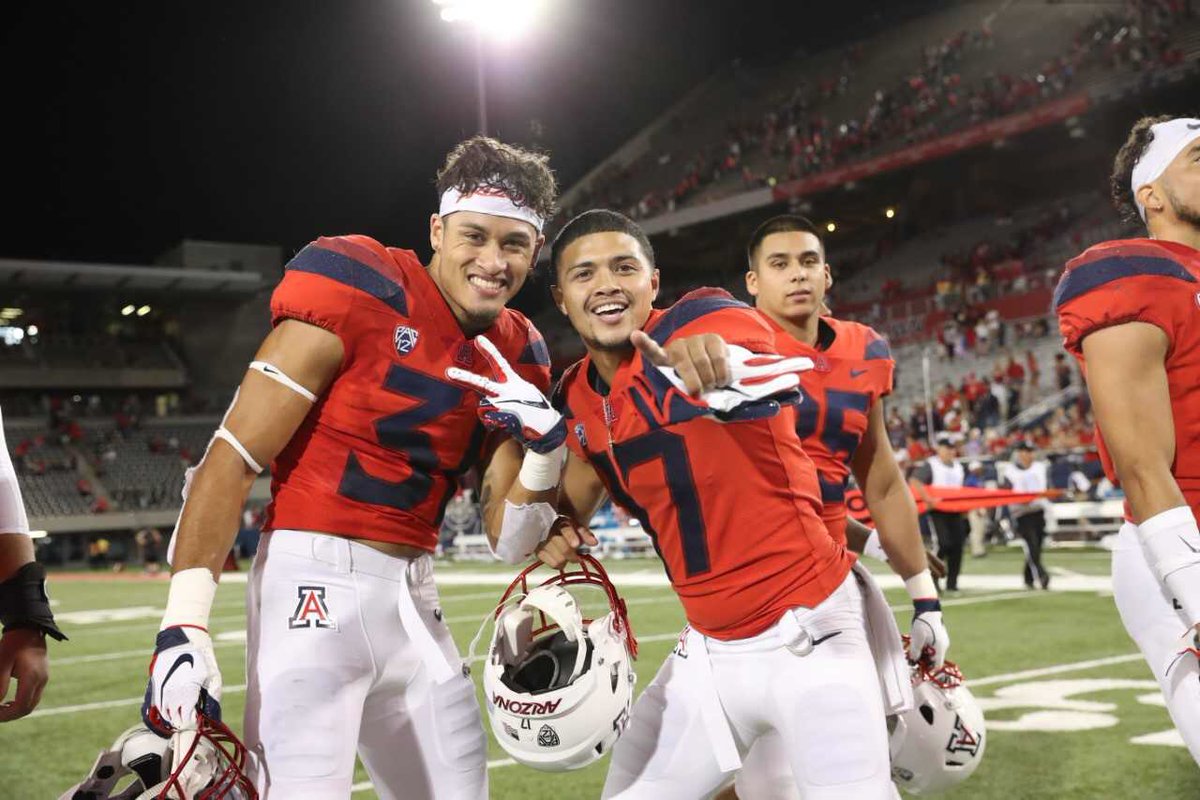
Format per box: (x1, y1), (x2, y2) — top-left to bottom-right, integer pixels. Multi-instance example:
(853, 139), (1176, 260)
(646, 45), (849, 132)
(6, 417), (216, 518)
(561, 1), (1199, 226)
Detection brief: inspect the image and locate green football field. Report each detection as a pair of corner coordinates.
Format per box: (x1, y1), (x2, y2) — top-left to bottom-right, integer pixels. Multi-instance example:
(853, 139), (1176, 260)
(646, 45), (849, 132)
(16, 548), (1200, 799)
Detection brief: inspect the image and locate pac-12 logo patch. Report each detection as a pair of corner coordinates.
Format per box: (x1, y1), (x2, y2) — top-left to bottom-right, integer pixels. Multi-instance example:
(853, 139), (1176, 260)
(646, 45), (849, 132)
(394, 325), (420, 356)
(537, 724), (560, 747)
(289, 585), (337, 630)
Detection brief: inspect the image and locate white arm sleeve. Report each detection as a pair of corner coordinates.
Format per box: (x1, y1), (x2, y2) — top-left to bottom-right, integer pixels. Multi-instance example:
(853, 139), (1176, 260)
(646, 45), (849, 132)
(493, 500), (558, 565)
(0, 406), (30, 535)
(1138, 505), (1200, 624)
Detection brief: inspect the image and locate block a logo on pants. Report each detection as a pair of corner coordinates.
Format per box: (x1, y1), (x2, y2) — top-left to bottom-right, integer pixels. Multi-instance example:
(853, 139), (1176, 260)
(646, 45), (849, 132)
(288, 585), (337, 630)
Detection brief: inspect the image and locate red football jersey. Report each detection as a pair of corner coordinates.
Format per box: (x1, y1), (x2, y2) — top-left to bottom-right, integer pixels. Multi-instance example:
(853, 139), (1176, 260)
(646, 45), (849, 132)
(556, 289), (853, 641)
(761, 314), (894, 546)
(1055, 237), (1200, 514)
(263, 234), (550, 551)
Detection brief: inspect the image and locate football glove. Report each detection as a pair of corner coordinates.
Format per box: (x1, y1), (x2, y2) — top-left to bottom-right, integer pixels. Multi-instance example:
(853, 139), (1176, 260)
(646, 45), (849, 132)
(909, 601), (950, 669)
(142, 626), (223, 737)
(446, 335), (566, 454)
(653, 344), (813, 415)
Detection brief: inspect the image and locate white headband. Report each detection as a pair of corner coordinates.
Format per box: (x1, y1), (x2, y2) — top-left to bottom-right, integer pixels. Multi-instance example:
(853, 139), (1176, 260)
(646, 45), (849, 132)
(1131, 117), (1200, 220)
(439, 185), (544, 232)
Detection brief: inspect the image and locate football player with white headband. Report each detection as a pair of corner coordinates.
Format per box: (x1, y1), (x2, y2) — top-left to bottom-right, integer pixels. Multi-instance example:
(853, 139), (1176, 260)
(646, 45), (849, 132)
(141, 136), (557, 798)
(1055, 115), (1200, 764)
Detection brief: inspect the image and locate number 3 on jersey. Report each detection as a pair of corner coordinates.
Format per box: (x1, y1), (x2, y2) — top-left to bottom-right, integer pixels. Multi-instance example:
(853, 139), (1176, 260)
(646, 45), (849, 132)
(338, 363), (463, 510)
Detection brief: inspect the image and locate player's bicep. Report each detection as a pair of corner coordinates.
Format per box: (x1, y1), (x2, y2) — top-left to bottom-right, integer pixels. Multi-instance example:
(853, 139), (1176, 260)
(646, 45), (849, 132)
(850, 400), (897, 498)
(219, 319), (344, 468)
(1080, 321), (1175, 479)
(558, 450), (607, 522)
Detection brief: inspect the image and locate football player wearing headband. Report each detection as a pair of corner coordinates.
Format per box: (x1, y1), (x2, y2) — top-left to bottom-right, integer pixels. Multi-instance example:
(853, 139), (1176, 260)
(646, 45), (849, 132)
(0, 403), (65, 722)
(1055, 114), (1200, 765)
(142, 136), (557, 799)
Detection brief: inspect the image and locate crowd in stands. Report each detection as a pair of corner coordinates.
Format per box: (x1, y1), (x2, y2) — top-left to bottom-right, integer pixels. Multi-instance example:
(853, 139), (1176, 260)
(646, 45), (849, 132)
(559, 0), (1194, 225)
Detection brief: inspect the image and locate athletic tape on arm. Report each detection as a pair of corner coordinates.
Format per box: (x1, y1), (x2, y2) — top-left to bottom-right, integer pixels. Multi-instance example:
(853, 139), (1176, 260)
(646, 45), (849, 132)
(494, 500), (558, 565)
(249, 360), (318, 403)
(1138, 505), (1200, 622)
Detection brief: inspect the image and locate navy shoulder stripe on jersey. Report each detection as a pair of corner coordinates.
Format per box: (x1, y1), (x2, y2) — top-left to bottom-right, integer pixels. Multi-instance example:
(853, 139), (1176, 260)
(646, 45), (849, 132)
(518, 333), (551, 368)
(550, 364), (579, 416)
(1053, 254), (1195, 311)
(864, 337), (892, 361)
(287, 243), (408, 315)
(648, 294), (749, 345)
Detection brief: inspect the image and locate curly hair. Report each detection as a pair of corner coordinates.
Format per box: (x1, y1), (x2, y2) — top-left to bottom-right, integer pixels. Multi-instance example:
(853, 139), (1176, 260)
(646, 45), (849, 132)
(435, 136), (558, 223)
(1110, 115), (1174, 222)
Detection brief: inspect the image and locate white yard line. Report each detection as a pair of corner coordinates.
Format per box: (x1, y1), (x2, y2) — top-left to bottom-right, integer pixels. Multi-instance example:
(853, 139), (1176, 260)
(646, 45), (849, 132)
(970, 653), (1144, 687)
(52, 591), (1056, 669)
(30, 684), (249, 718)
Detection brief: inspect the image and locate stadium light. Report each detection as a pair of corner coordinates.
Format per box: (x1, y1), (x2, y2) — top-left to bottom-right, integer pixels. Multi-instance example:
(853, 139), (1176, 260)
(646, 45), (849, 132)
(0, 307), (22, 319)
(826, 222), (837, 233)
(26, 325), (38, 336)
(433, 0), (550, 135)
(121, 304), (135, 316)
(885, 207), (896, 219)
(137, 305), (151, 317)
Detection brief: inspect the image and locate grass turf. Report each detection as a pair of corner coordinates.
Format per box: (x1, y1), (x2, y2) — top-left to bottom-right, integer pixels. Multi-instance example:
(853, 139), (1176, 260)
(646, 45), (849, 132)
(12, 548), (1200, 799)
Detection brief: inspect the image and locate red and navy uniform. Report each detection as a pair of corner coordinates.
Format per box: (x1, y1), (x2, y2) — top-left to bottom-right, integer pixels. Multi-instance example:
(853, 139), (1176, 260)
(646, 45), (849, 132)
(555, 289), (852, 642)
(1055, 238), (1200, 516)
(762, 314), (894, 546)
(263, 234), (550, 551)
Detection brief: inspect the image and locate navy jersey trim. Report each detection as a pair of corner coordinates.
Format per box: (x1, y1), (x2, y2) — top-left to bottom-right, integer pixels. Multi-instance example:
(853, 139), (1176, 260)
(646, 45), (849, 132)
(518, 333), (551, 368)
(647, 294), (749, 345)
(864, 337), (892, 361)
(1053, 255), (1195, 311)
(287, 244), (409, 315)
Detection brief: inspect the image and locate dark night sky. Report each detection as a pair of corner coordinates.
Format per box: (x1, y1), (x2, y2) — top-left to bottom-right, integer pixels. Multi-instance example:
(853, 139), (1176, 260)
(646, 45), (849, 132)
(3, 1), (938, 266)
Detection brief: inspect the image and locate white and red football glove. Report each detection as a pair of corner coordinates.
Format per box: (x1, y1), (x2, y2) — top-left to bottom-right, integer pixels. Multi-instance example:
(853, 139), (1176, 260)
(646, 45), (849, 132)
(652, 343), (813, 414)
(143, 625), (223, 736)
(446, 335), (566, 454)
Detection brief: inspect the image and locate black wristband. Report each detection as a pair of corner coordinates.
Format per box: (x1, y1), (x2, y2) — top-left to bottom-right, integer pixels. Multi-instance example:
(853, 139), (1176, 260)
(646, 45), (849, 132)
(0, 561), (67, 641)
(913, 598), (942, 616)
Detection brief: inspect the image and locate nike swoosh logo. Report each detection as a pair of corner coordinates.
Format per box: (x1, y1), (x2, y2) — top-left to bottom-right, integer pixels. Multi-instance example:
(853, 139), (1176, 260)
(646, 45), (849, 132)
(810, 631), (842, 648)
(505, 398), (551, 410)
(1189, 123), (1200, 130)
(850, 369), (868, 378)
(161, 653), (195, 705)
(1178, 535), (1200, 554)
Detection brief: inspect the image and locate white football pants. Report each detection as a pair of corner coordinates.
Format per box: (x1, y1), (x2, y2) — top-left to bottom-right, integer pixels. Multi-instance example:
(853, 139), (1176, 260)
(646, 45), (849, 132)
(243, 530), (487, 799)
(602, 573), (893, 800)
(1112, 521), (1200, 765)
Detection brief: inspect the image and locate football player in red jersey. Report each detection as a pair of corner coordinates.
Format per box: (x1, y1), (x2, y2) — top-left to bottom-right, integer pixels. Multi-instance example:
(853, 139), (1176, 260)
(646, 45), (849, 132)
(141, 137), (558, 799)
(1055, 115), (1200, 764)
(719, 214), (950, 799)
(455, 210), (904, 798)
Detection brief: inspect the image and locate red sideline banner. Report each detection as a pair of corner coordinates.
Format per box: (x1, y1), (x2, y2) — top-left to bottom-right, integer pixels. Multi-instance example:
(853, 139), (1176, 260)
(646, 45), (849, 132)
(772, 92), (1092, 202)
(846, 485), (1053, 525)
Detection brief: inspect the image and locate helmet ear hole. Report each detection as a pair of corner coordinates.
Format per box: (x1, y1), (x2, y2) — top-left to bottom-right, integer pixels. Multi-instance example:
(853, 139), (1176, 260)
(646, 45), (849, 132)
(919, 703), (935, 725)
